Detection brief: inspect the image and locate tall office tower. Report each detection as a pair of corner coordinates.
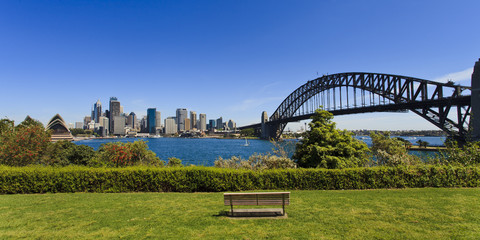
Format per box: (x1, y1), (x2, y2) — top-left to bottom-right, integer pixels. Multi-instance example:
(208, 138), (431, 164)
(185, 118), (191, 131)
(190, 111), (197, 129)
(75, 122), (84, 129)
(147, 108), (157, 134)
(164, 117), (177, 135)
(227, 119), (236, 130)
(127, 112), (137, 129)
(102, 117), (109, 135)
(83, 116), (91, 129)
(208, 119), (216, 131)
(109, 97), (121, 134)
(120, 106), (124, 114)
(140, 116), (148, 133)
(113, 116), (125, 135)
(199, 113), (206, 131)
(156, 111), (161, 130)
(176, 108), (188, 132)
(216, 117), (223, 130)
(93, 99), (102, 123)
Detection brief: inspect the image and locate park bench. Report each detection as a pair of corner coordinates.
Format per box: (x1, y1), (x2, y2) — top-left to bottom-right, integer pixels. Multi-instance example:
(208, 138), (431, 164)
(224, 192), (290, 217)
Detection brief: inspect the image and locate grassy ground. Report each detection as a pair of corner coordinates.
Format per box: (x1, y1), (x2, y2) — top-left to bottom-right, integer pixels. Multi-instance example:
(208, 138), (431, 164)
(1, 188), (479, 239)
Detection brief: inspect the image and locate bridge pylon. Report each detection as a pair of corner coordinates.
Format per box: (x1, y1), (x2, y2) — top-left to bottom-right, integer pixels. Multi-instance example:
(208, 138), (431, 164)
(472, 58), (480, 141)
(260, 111), (277, 140)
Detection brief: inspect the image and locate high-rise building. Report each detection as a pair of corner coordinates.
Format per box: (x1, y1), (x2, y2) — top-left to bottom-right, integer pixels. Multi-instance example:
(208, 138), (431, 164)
(75, 122), (84, 129)
(190, 111), (197, 130)
(83, 116), (91, 129)
(127, 112), (137, 129)
(113, 116), (125, 135)
(109, 97), (121, 134)
(140, 116), (148, 133)
(199, 113), (206, 131)
(147, 108), (157, 134)
(156, 111), (161, 130)
(227, 119), (236, 130)
(208, 119), (216, 131)
(93, 99), (102, 123)
(185, 118), (191, 131)
(102, 117), (109, 135)
(176, 108), (188, 132)
(164, 117), (177, 135)
(216, 117), (223, 130)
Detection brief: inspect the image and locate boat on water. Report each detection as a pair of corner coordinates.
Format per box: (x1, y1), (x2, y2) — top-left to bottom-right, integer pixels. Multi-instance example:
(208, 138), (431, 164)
(244, 138), (250, 146)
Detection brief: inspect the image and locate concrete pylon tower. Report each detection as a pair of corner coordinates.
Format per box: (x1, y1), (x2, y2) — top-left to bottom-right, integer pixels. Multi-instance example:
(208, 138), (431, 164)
(261, 111), (269, 139)
(471, 58), (480, 141)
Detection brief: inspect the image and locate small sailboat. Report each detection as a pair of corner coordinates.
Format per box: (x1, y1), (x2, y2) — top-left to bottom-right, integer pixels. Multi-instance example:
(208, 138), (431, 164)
(244, 138), (250, 146)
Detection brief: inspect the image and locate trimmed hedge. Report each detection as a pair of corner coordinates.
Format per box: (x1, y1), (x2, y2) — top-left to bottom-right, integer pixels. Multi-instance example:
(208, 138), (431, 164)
(1, 165), (480, 194)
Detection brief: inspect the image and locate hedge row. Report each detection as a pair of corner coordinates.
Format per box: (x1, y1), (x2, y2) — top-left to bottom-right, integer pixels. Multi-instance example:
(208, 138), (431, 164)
(1, 165), (480, 194)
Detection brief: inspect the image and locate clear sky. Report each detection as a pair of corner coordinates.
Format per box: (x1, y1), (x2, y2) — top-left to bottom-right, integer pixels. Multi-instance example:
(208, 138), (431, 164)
(1, 0), (479, 131)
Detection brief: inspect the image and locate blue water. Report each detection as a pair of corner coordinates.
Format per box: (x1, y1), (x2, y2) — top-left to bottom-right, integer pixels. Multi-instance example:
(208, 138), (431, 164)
(75, 138), (276, 166)
(75, 136), (446, 166)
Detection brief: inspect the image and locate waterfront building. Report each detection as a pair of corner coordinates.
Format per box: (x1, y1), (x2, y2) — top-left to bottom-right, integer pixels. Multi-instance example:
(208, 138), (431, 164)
(83, 116), (91, 129)
(147, 108), (157, 134)
(208, 119), (216, 131)
(176, 108), (188, 132)
(102, 117), (109, 135)
(127, 112), (137, 129)
(92, 99), (102, 123)
(216, 117), (223, 130)
(46, 114), (73, 142)
(113, 116), (125, 135)
(75, 122), (84, 129)
(140, 116), (148, 133)
(164, 117), (177, 135)
(156, 111), (161, 129)
(185, 118), (191, 131)
(190, 111), (197, 129)
(227, 119), (236, 130)
(199, 113), (206, 131)
(109, 97), (121, 134)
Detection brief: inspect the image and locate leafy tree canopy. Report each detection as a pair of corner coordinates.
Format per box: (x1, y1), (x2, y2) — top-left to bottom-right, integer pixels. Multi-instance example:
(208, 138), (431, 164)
(292, 108), (369, 169)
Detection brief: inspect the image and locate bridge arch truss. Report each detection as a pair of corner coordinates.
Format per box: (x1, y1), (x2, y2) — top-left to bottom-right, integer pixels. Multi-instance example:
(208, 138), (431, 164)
(269, 72), (471, 140)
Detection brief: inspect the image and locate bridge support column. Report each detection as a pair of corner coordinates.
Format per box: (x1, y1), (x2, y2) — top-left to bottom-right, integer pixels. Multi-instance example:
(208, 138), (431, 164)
(472, 58), (480, 141)
(260, 111), (278, 140)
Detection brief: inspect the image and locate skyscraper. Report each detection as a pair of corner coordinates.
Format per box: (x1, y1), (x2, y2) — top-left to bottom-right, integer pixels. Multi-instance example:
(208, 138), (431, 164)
(216, 117), (223, 130)
(199, 113), (206, 131)
(190, 111), (197, 130)
(185, 118), (191, 131)
(164, 117), (177, 135)
(93, 99), (102, 123)
(208, 119), (216, 131)
(109, 97), (120, 134)
(147, 108), (156, 134)
(155, 111), (161, 131)
(176, 108), (188, 132)
(127, 112), (137, 129)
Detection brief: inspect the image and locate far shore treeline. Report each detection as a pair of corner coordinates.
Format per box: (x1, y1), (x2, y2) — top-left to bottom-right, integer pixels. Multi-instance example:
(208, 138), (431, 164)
(0, 109), (479, 194)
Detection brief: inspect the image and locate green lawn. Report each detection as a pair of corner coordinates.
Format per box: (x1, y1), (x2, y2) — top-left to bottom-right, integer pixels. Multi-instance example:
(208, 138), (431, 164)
(1, 188), (479, 239)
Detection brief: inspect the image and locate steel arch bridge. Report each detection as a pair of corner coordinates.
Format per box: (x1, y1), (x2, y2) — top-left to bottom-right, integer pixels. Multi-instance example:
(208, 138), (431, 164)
(239, 72), (473, 140)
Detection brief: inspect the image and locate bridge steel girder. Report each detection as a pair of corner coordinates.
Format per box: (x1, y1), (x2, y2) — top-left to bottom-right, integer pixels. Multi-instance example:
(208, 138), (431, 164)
(266, 72), (472, 140)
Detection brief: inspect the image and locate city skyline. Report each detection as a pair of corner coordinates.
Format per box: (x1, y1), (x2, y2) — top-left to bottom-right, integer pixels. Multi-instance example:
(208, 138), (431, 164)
(1, 1), (479, 131)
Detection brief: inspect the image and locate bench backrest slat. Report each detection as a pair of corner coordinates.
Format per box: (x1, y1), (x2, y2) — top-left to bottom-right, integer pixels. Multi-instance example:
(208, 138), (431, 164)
(224, 192), (290, 206)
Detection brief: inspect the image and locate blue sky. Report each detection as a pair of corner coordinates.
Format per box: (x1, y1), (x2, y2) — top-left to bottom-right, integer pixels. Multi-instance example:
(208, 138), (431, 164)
(1, 0), (479, 130)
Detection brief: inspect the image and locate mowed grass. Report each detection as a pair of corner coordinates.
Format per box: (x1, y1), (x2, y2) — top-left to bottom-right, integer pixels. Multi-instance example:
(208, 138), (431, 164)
(1, 188), (479, 239)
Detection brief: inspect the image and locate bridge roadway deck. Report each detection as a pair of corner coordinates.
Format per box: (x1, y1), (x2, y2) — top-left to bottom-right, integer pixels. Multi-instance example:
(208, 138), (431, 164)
(238, 95), (471, 130)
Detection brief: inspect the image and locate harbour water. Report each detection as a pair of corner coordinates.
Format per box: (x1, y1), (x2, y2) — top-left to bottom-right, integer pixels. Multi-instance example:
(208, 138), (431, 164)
(75, 136), (446, 166)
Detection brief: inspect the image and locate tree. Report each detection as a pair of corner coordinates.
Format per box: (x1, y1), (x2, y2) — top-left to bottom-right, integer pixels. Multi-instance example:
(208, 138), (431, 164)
(292, 108), (369, 168)
(0, 118), (51, 166)
(240, 128), (256, 137)
(416, 140), (429, 148)
(370, 132), (420, 166)
(95, 140), (164, 167)
(41, 140), (95, 166)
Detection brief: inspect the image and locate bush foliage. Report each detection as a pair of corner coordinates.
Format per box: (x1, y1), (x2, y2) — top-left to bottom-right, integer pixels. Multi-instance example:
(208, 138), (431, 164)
(95, 140), (164, 167)
(1, 165), (479, 194)
(292, 108), (369, 169)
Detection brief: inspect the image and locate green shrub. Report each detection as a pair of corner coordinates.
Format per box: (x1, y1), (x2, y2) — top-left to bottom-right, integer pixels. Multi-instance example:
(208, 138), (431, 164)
(432, 141), (480, 166)
(167, 157), (183, 167)
(41, 141), (95, 166)
(95, 140), (164, 167)
(370, 132), (421, 166)
(1, 165), (479, 194)
(214, 153), (296, 170)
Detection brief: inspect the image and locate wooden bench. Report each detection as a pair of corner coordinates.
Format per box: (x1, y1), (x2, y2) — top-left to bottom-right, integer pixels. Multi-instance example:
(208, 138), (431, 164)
(224, 192), (290, 216)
